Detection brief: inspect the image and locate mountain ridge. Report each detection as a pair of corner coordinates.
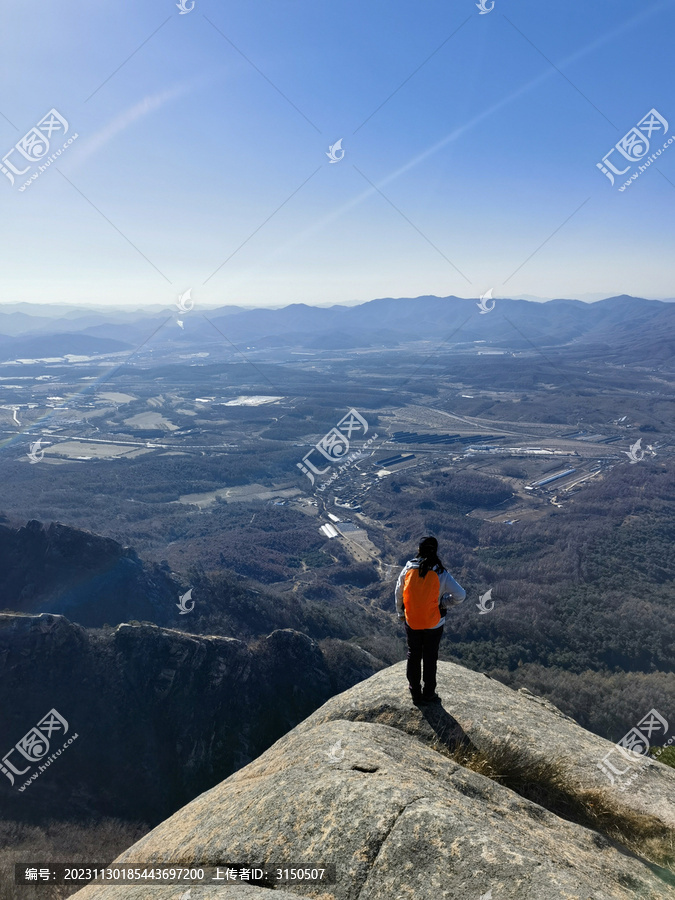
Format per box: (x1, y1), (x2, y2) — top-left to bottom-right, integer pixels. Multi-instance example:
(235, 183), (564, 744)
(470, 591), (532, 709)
(0, 519), (179, 627)
(0, 612), (382, 824)
(0, 295), (672, 359)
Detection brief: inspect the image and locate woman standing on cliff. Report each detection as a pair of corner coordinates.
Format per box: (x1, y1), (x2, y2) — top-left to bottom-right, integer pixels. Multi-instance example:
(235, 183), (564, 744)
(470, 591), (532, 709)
(395, 536), (466, 705)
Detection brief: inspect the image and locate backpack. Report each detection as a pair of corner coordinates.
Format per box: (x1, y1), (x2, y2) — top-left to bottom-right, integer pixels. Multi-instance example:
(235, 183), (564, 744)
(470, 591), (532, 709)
(402, 565), (443, 629)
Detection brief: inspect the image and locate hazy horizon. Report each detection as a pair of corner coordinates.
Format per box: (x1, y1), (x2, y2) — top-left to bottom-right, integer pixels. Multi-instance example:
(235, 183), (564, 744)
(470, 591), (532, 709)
(2, 291), (675, 317)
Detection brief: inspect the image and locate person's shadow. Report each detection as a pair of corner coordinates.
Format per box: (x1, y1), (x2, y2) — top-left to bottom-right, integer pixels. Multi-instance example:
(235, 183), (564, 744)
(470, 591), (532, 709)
(417, 702), (478, 758)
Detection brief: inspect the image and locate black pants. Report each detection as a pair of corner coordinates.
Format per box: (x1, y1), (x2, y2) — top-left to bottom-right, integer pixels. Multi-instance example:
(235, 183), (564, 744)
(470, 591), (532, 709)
(405, 622), (444, 696)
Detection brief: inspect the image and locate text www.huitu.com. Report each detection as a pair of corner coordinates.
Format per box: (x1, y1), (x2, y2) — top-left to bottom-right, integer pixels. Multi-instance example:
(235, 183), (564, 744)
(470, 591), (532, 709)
(618, 134), (675, 191)
(17, 733), (79, 791)
(17, 134), (79, 192)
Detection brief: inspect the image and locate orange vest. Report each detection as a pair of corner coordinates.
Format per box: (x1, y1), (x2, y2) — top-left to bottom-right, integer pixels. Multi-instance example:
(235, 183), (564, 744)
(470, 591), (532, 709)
(402, 567), (441, 629)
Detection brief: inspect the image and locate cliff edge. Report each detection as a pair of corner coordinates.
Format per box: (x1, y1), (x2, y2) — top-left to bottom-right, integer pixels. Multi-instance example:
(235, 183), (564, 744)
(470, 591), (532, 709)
(73, 660), (675, 900)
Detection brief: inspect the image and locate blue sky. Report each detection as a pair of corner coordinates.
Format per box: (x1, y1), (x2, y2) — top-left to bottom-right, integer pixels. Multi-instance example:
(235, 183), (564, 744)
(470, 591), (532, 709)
(1, 0), (674, 308)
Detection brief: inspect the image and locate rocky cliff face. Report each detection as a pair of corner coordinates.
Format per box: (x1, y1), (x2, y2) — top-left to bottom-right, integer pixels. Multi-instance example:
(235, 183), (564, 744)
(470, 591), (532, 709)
(0, 614), (382, 824)
(0, 520), (179, 627)
(71, 660), (675, 900)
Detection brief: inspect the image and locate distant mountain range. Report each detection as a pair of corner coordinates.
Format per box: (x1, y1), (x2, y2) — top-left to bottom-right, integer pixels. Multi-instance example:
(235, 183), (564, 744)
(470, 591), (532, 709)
(0, 295), (673, 363)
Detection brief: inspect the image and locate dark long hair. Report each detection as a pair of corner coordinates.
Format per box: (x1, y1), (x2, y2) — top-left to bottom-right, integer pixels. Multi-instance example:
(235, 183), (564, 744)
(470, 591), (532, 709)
(416, 535), (445, 578)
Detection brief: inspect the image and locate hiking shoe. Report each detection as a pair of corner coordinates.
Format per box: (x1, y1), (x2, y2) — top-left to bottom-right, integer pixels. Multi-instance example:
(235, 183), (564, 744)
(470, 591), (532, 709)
(420, 693), (441, 704)
(408, 686), (423, 705)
